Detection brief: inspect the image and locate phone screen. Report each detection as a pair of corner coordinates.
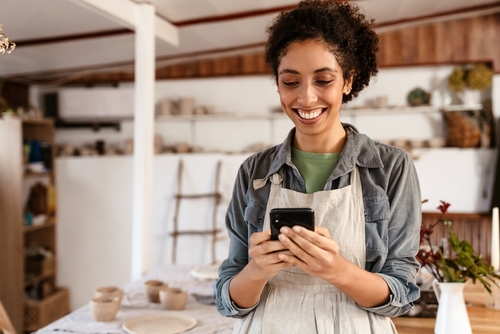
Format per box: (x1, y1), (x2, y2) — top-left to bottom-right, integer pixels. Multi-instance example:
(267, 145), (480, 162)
(270, 208), (315, 240)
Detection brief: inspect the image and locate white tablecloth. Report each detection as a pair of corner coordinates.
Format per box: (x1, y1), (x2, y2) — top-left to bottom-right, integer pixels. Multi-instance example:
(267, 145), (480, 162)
(35, 265), (236, 334)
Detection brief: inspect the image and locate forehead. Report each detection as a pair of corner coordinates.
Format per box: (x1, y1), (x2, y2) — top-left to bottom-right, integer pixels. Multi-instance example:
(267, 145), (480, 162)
(278, 40), (342, 72)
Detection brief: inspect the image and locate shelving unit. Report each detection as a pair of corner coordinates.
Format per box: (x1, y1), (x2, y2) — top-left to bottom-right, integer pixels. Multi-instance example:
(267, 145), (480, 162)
(0, 117), (69, 333)
(154, 104), (483, 121)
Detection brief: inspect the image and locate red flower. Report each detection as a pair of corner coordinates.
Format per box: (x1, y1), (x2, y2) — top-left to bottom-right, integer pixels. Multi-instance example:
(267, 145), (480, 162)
(437, 201), (451, 215)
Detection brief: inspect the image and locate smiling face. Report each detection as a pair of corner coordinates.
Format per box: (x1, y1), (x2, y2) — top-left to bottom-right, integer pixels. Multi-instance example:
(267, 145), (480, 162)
(277, 39), (352, 153)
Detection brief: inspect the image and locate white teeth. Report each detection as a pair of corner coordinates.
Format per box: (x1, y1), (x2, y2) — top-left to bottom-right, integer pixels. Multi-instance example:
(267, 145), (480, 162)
(297, 109), (323, 119)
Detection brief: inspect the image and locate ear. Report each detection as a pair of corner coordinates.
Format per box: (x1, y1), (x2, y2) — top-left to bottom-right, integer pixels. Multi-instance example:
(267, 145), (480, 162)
(343, 71), (355, 95)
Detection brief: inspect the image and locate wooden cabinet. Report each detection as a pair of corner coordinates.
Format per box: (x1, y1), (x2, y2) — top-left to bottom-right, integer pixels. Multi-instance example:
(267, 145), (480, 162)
(0, 118), (69, 333)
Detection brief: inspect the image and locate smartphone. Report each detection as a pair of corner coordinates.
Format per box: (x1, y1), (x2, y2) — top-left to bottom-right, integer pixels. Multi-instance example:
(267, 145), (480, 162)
(270, 208), (315, 240)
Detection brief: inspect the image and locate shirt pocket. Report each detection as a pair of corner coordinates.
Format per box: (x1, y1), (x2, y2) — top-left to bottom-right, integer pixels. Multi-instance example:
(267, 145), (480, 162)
(244, 205), (266, 231)
(363, 195), (389, 258)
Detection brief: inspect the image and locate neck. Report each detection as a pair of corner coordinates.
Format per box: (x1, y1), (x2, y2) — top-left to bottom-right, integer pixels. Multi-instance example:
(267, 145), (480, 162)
(293, 123), (346, 153)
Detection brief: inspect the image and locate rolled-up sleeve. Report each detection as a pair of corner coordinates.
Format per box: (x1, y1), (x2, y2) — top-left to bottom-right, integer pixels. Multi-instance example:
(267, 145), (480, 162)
(360, 151), (422, 317)
(215, 164), (260, 317)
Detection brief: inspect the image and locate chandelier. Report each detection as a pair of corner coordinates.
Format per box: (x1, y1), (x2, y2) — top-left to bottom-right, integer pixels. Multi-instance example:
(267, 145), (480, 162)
(0, 24), (16, 54)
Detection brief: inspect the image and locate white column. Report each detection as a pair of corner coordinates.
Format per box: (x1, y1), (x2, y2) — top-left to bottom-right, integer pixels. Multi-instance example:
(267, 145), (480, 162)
(131, 2), (155, 280)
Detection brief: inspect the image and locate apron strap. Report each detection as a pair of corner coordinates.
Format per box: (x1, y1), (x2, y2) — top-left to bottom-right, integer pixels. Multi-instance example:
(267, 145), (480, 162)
(253, 172), (283, 190)
(253, 178), (267, 190)
(271, 173), (282, 186)
(350, 165), (362, 195)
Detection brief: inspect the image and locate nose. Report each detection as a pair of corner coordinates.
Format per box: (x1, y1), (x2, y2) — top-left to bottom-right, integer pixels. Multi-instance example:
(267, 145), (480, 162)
(297, 82), (318, 106)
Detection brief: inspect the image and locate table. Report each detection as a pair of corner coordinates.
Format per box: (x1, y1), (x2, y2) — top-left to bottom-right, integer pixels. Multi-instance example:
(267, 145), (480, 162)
(393, 281), (500, 334)
(35, 265), (237, 334)
(36, 266), (500, 334)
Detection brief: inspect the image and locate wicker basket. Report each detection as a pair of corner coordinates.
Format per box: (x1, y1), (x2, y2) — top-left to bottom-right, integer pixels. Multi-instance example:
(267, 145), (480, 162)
(442, 108), (494, 148)
(24, 288), (70, 331)
(442, 110), (482, 148)
(26, 257), (56, 276)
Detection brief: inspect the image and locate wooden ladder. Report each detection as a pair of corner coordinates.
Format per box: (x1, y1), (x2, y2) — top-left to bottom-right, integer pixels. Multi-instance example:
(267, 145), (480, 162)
(170, 159), (223, 264)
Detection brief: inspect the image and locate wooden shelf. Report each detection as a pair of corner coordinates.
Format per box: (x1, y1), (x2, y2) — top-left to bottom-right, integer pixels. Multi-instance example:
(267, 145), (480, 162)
(21, 118), (54, 127)
(24, 171), (52, 179)
(0, 117), (67, 333)
(155, 105), (482, 121)
(24, 218), (55, 233)
(156, 112), (288, 122)
(24, 272), (55, 288)
(344, 104), (483, 115)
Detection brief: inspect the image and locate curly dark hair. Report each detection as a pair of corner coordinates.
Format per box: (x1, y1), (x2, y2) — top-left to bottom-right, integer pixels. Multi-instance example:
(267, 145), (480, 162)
(265, 0), (379, 103)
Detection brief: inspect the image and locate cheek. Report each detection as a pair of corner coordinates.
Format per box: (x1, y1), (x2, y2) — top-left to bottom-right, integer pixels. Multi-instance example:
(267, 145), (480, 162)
(278, 89), (295, 106)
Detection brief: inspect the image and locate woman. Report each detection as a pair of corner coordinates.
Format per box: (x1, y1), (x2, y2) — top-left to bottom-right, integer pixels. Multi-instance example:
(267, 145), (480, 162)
(215, 1), (421, 333)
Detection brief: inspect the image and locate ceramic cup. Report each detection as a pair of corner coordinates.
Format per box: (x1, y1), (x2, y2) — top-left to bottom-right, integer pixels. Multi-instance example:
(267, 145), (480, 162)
(144, 280), (167, 303)
(94, 286), (124, 304)
(89, 296), (120, 322)
(159, 287), (188, 310)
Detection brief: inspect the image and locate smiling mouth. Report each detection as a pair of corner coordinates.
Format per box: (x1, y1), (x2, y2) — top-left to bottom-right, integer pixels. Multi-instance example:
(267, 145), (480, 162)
(294, 108), (326, 120)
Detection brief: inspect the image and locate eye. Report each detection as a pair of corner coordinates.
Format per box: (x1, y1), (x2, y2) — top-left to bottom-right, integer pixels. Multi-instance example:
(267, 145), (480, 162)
(282, 81), (299, 87)
(316, 80), (333, 86)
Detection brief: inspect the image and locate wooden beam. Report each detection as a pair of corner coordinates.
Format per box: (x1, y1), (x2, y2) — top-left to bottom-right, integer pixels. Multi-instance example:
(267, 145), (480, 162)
(14, 29), (132, 47)
(170, 4), (297, 27)
(71, 0), (179, 46)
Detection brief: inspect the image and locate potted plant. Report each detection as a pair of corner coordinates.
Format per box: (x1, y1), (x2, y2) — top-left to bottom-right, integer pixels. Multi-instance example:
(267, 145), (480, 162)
(418, 200), (500, 290)
(417, 200), (500, 334)
(447, 63), (493, 105)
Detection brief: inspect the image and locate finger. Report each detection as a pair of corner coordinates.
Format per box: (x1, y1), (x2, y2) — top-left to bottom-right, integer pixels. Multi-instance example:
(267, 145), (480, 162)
(277, 252), (305, 267)
(288, 226), (327, 248)
(262, 240), (290, 254)
(278, 231), (315, 263)
(250, 239), (289, 261)
(315, 226), (331, 238)
(279, 226), (333, 262)
(250, 230), (272, 245)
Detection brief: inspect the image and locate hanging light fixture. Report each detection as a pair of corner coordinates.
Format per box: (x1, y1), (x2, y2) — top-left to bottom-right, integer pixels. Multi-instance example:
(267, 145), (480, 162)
(0, 24), (16, 54)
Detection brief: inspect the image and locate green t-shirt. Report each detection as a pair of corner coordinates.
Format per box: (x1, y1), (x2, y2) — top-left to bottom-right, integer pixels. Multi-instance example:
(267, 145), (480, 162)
(291, 147), (340, 194)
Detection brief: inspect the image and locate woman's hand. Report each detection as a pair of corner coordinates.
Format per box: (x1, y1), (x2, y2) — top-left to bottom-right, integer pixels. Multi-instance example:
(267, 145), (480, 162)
(247, 230), (294, 280)
(228, 230), (294, 308)
(276, 226), (345, 283)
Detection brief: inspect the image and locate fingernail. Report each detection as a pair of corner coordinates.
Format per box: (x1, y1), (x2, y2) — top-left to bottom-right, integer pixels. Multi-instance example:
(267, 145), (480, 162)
(278, 234), (287, 242)
(293, 226), (301, 233)
(281, 227), (290, 234)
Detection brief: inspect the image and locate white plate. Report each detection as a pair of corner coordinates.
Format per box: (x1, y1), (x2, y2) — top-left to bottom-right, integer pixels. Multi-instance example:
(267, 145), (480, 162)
(190, 262), (220, 280)
(122, 314), (197, 334)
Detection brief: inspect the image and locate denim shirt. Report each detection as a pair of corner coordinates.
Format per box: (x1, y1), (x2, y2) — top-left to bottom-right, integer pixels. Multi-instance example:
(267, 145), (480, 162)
(215, 124), (421, 319)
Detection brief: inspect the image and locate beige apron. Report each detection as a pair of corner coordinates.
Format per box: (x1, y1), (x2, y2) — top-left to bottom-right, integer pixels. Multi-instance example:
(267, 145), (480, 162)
(234, 167), (397, 334)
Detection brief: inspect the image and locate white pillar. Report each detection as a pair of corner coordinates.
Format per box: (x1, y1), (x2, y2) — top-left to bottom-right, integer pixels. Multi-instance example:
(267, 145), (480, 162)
(131, 2), (155, 280)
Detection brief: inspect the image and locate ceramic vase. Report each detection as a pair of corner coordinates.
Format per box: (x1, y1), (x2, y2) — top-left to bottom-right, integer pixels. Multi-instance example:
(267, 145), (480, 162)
(432, 280), (472, 334)
(456, 88), (481, 106)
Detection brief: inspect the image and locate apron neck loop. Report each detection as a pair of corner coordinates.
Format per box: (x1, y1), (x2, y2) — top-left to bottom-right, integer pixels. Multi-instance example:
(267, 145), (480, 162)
(271, 173), (282, 186)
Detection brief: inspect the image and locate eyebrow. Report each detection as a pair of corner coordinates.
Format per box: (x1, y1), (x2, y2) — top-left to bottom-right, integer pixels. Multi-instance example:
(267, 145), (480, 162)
(278, 67), (339, 75)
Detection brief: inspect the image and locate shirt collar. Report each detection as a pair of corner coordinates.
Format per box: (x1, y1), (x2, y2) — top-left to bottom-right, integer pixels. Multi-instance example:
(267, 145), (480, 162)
(266, 124), (384, 179)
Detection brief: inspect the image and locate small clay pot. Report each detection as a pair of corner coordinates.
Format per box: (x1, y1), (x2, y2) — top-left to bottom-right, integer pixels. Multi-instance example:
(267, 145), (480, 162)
(89, 296), (120, 322)
(144, 280), (167, 303)
(159, 287), (188, 310)
(95, 286), (124, 304)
